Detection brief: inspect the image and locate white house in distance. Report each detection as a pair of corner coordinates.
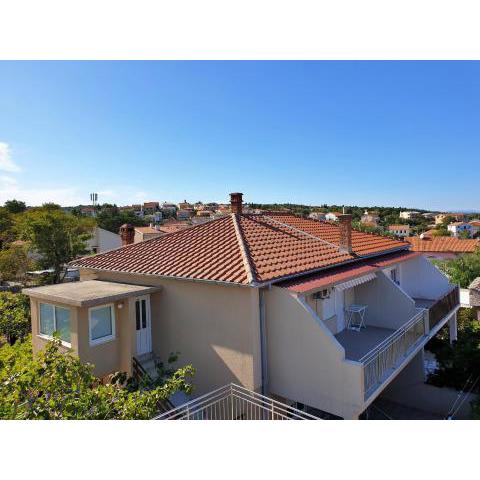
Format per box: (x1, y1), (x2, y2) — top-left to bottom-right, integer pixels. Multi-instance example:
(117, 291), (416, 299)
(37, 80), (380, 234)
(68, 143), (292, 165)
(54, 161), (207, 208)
(447, 222), (475, 238)
(399, 211), (420, 220)
(86, 227), (122, 254)
(308, 211), (326, 221)
(360, 210), (380, 227)
(24, 193), (460, 420)
(388, 224), (411, 238)
(325, 211), (342, 222)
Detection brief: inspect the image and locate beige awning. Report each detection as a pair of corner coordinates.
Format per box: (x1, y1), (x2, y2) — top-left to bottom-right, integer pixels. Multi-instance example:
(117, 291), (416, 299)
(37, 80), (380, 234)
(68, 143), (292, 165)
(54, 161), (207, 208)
(334, 272), (377, 291)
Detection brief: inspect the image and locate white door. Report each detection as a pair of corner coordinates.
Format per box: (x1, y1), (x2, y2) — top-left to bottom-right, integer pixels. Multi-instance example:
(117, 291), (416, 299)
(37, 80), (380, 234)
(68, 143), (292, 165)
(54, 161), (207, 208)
(135, 295), (152, 356)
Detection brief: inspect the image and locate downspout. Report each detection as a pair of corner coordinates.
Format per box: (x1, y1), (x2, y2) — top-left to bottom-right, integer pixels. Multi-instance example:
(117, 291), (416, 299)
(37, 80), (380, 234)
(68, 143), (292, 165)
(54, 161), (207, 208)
(259, 287), (268, 396)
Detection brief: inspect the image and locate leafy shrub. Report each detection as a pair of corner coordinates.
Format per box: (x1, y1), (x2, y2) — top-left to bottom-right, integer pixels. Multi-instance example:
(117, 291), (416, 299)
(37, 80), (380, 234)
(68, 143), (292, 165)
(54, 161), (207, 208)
(0, 336), (195, 419)
(0, 292), (31, 345)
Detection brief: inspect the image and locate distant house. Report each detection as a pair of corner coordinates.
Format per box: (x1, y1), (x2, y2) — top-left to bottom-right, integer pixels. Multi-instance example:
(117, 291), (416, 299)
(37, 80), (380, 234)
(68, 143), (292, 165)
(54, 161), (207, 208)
(308, 212), (326, 221)
(196, 210), (213, 218)
(325, 212), (342, 222)
(178, 200), (193, 210)
(176, 209), (193, 220)
(405, 235), (480, 260)
(144, 211), (163, 223)
(468, 278), (480, 321)
(130, 204), (143, 217)
(86, 227), (122, 254)
(469, 220), (480, 236)
(360, 210), (380, 227)
(399, 211), (420, 220)
(80, 206), (97, 217)
(435, 213), (465, 225)
(447, 222), (474, 238)
(388, 224), (411, 238)
(216, 204), (231, 215)
(421, 212), (436, 220)
(134, 225), (164, 243)
(143, 202), (160, 215)
(161, 202), (177, 215)
(158, 221), (191, 234)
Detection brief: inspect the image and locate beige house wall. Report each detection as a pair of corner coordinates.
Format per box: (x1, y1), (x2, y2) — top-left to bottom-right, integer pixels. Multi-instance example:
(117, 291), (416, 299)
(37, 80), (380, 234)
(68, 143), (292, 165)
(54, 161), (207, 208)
(354, 272), (417, 330)
(264, 286), (364, 419)
(81, 269), (261, 396)
(30, 296), (135, 378)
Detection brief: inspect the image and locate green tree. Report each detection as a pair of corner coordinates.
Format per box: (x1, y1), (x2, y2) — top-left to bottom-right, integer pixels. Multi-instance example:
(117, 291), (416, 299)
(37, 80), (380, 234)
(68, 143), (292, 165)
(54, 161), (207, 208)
(0, 337), (194, 419)
(0, 243), (35, 282)
(426, 308), (480, 419)
(435, 250), (480, 288)
(0, 292), (31, 345)
(15, 206), (95, 283)
(0, 207), (14, 248)
(3, 199), (27, 214)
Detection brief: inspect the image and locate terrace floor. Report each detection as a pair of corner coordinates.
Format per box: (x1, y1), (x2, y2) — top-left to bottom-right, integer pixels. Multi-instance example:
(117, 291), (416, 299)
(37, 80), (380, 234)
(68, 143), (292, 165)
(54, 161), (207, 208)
(335, 326), (395, 361)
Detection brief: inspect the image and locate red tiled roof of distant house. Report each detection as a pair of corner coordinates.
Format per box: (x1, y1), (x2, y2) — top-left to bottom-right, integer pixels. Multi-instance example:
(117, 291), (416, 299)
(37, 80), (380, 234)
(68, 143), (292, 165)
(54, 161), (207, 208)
(134, 226), (162, 234)
(158, 222), (191, 234)
(470, 221), (480, 227)
(389, 225), (409, 230)
(71, 213), (409, 285)
(143, 202), (159, 209)
(406, 236), (480, 253)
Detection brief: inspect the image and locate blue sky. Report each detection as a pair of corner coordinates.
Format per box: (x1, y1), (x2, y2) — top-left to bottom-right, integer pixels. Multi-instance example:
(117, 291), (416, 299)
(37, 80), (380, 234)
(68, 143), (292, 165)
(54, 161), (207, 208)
(0, 61), (478, 210)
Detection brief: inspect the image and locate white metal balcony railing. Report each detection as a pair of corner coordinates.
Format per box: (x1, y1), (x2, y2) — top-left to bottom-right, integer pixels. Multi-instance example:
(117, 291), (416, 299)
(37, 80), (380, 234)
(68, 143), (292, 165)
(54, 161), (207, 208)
(360, 309), (427, 399)
(155, 383), (320, 420)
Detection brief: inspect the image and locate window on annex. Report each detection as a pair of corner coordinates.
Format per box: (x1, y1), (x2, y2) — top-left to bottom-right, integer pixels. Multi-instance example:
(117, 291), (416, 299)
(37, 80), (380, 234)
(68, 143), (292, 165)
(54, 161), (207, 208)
(39, 303), (71, 344)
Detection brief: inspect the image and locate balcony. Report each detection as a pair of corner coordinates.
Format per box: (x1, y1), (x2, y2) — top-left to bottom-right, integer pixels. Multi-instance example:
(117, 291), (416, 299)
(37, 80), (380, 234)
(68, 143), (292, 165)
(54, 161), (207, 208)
(414, 285), (460, 331)
(155, 383), (320, 420)
(336, 309), (428, 400)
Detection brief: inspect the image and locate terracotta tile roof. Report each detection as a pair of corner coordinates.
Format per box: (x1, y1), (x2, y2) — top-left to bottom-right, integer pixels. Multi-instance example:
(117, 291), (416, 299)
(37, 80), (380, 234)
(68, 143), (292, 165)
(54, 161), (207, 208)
(71, 213), (409, 285)
(278, 251), (421, 293)
(158, 223), (191, 234)
(406, 236), (480, 253)
(469, 221), (480, 227)
(135, 226), (162, 234)
(388, 225), (409, 230)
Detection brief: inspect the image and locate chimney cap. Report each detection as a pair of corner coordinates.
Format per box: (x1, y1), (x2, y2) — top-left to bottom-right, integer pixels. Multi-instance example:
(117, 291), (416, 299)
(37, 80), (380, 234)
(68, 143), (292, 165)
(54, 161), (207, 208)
(230, 192), (243, 215)
(120, 223), (134, 230)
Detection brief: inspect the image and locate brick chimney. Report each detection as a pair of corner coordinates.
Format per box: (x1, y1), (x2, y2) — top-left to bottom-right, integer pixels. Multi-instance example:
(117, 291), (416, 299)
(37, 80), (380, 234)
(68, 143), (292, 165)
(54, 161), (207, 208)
(338, 214), (353, 254)
(230, 192), (243, 215)
(119, 223), (135, 246)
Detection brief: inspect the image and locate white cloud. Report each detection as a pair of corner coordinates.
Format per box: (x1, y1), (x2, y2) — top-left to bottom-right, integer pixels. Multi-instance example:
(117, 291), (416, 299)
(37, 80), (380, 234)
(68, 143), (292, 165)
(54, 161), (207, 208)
(0, 143), (21, 172)
(0, 176), (157, 207)
(0, 175), (86, 206)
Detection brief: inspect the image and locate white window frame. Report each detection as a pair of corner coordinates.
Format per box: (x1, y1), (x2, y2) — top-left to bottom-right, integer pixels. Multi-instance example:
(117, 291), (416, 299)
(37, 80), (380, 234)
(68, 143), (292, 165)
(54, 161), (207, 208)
(88, 303), (116, 346)
(38, 303), (72, 347)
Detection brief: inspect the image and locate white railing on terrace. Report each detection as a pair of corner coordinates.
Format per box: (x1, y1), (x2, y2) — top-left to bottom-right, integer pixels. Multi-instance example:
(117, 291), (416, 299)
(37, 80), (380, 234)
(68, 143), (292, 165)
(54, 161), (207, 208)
(155, 383), (320, 420)
(360, 309), (427, 399)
